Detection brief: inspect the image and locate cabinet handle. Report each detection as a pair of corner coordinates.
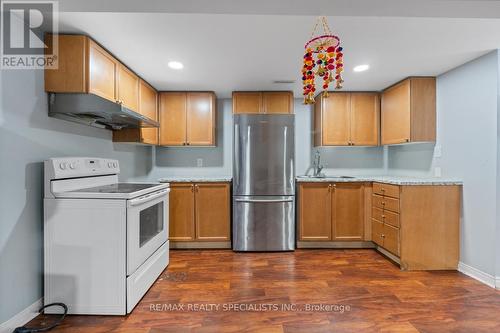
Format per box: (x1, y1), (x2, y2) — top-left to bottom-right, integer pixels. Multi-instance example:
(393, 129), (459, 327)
(186, 142), (190, 146)
(191, 185), (194, 192)
(405, 138), (410, 142)
(382, 215), (386, 218)
(195, 185), (199, 192)
(381, 188), (385, 192)
(328, 184), (332, 192)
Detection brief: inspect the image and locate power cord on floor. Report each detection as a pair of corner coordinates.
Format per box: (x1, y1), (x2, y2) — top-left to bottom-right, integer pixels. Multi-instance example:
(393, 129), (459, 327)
(13, 303), (67, 333)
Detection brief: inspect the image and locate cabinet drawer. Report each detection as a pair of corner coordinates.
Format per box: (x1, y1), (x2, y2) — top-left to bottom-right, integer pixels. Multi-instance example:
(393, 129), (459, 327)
(382, 209), (400, 228)
(373, 182), (400, 198)
(383, 224), (400, 256)
(372, 194), (399, 213)
(371, 219), (384, 247)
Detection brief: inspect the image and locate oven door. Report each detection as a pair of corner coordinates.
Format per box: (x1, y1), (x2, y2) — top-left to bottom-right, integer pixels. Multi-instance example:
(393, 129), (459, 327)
(127, 188), (169, 275)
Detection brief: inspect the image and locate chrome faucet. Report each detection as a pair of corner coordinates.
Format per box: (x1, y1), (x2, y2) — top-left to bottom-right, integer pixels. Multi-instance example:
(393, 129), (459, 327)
(312, 150), (324, 177)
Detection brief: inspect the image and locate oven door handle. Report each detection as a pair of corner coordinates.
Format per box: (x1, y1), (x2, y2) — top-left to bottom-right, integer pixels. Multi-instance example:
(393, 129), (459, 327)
(128, 189), (170, 207)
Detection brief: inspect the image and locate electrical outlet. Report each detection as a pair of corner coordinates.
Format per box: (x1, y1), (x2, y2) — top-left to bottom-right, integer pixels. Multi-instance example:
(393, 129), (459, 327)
(197, 158), (203, 167)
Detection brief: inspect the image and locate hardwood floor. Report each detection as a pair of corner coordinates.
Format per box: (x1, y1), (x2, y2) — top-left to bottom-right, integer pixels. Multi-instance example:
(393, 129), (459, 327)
(28, 249), (500, 332)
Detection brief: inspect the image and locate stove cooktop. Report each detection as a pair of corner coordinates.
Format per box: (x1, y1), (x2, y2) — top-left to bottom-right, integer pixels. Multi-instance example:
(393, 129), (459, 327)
(73, 183), (161, 194)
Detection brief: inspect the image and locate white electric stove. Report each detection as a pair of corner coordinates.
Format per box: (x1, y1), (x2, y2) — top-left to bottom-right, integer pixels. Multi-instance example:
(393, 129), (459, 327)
(44, 157), (170, 315)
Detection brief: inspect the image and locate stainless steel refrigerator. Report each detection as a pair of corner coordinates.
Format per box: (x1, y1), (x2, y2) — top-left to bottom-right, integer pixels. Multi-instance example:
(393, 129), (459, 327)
(233, 114), (295, 251)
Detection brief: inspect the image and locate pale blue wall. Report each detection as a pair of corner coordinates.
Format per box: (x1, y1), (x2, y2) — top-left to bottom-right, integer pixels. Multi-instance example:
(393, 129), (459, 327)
(388, 51), (500, 276)
(148, 99), (386, 180)
(0, 69), (153, 323)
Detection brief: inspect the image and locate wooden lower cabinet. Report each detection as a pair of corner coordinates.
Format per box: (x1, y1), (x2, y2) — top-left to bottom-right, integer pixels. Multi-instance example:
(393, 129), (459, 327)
(169, 182), (230, 246)
(195, 183), (230, 241)
(169, 183), (195, 241)
(332, 183), (364, 241)
(299, 181), (461, 271)
(371, 182), (460, 270)
(298, 182), (365, 242)
(298, 183), (332, 241)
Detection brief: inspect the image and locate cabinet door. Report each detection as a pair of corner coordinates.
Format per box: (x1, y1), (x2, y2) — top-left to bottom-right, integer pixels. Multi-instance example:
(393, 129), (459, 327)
(186, 92), (216, 146)
(321, 93), (351, 145)
(117, 64), (139, 112)
(88, 40), (117, 102)
(262, 92), (293, 114)
(298, 183), (332, 241)
(159, 92), (187, 146)
(332, 183), (364, 241)
(194, 183), (230, 241)
(233, 92), (262, 114)
(138, 80), (158, 145)
(350, 93), (379, 146)
(381, 80), (411, 144)
(169, 184), (195, 241)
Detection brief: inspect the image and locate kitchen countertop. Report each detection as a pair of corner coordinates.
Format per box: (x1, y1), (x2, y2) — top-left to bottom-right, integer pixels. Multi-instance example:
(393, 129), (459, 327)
(295, 175), (463, 185)
(158, 176), (232, 183)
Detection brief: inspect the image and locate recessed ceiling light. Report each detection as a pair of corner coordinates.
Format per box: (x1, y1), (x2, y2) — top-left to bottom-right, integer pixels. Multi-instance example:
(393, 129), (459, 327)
(167, 61), (184, 70)
(353, 64), (370, 72)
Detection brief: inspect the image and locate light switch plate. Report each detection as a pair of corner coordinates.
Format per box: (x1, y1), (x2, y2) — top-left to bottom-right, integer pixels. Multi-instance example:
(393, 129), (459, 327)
(197, 158), (203, 167)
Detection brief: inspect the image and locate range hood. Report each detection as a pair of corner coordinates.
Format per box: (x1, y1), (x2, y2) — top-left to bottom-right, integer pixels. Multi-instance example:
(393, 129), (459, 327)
(48, 93), (160, 130)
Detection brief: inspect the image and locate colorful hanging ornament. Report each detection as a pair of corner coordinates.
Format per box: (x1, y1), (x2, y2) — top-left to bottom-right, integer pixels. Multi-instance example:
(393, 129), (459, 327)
(302, 16), (344, 104)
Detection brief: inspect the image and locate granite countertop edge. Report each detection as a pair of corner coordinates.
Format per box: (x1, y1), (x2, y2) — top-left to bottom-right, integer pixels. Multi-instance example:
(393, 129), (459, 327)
(295, 176), (463, 185)
(159, 176), (233, 183)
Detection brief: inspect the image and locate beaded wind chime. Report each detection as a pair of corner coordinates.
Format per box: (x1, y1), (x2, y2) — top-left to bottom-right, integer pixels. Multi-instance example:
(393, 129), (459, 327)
(302, 16), (344, 104)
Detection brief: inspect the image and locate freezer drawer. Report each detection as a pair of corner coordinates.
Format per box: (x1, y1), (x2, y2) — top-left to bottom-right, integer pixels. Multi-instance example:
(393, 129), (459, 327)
(233, 196), (295, 251)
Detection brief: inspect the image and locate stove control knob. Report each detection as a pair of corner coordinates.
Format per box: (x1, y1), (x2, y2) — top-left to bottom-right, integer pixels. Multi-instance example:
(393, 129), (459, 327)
(108, 162), (113, 168)
(113, 162), (118, 168)
(59, 162), (67, 170)
(69, 163), (76, 169)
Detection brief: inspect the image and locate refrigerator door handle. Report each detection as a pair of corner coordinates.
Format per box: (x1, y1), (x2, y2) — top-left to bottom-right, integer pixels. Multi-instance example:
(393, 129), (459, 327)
(234, 123), (239, 187)
(234, 198), (294, 203)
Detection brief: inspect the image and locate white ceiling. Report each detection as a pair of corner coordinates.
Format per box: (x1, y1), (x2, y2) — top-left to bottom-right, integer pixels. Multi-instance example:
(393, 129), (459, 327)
(56, 11), (500, 98)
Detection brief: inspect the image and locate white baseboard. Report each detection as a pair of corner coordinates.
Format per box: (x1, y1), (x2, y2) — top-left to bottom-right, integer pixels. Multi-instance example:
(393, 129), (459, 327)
(496, 276), (500, 290)
(0, 298), (43, 333)
(458, 262), (496, 288)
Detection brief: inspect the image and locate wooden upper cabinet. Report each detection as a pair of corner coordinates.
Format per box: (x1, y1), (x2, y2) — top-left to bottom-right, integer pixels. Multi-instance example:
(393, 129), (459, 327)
(186, 92), (216, 146)
(45, 35), (155, 117)
(44, 35), (87, 92)
(233, 92), (261, 114)
(194, 183), (230, 241)
(159, 92), (216, 146)
(139, 80), (158, 121)
(350, 93), (380, 146)
(159, 92), (187, 146)
(112, 79), (158, 144)
(233, 91), (293, 114)
(169, 183), (196, 241)
(88, 39), (118, 102)
(381, 77), (436, 145)
(116, 64), (139, 112)
(321, 93), (351, 145)
(314, 92), (379, 146)
(332, 183), (364, 241)
(298, 183), (332, 241)
(262, 92), (293, 114)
